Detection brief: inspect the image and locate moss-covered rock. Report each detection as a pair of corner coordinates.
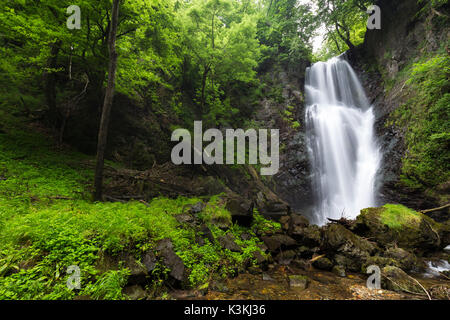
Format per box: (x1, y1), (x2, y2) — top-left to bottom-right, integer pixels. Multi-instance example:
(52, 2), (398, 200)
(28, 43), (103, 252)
(323, 224), (377, 272)
(440, 220), (450, 248)
(381, 266), (424, 294)
(363, 256), (398, 273)
(384, 247), (421, 272)
(288, 275), (309, 289)
(289, 223), (321, 247)
(323, 224), (376, 254)
(312, 256), (333, 271)
(333, 254), (362, 273)
(355, 204), (442, 251)
(261, 234), (297, 252)
(324, 224), (375, 251)
(332, 265), (346, 277)
(363, 248), (422, 273)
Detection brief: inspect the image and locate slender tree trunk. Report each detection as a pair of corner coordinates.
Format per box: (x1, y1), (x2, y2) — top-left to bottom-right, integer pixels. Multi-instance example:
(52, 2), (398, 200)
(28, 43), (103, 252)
(200, 64), (210, 113)
(94, 0), (120, 201)
(326, 26), (341, 52)
(44, 40), (62, 127)
(335, 21), (355, 50)
(332, 35), (341, 52)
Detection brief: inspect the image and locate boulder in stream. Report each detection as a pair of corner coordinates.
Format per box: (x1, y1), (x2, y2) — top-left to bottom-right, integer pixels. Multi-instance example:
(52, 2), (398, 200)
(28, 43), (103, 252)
(288, 275), (309, 290)
(354, 204), (442, 252)
(381, 266), (425, 295)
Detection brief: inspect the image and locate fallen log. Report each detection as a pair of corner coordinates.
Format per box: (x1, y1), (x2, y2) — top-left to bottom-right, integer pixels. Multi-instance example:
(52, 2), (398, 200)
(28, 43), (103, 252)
(327, 217), (353, 228)
(419, 203), (450, 214)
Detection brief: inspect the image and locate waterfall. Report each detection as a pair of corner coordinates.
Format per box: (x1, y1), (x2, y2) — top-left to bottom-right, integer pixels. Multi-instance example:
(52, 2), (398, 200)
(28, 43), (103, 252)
(305, 56), (381, 225)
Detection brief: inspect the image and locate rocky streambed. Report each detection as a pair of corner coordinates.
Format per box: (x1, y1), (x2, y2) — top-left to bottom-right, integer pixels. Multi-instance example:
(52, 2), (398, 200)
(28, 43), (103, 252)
(172, 202), (450, 300)
(196, 265), (447, 300)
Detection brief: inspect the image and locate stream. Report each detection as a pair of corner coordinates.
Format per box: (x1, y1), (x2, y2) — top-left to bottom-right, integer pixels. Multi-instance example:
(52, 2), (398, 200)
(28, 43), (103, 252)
(173, 264), (446, 300)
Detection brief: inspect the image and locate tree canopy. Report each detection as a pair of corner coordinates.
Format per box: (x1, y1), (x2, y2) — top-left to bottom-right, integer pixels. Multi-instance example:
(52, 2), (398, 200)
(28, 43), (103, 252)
(0, 0), (375, 130)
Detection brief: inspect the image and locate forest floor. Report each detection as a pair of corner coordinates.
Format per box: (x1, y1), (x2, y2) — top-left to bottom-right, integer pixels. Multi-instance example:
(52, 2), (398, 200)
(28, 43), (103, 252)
(1, 104), (449, 300)
(0, 105), (275, 299)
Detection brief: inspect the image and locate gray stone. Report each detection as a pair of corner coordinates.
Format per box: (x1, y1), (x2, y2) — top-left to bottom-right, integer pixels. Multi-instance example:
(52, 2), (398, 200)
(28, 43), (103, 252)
(274, 250), (296, 265)
(289, 275), (309, 289)
(225, 196), (254, 227)
(123, 285), (147, 300)
(312, 256), (333, 271)
(261, 234), (297, 252)
(156, 238), (185, 281)
(199, 225), (215, 243)
(123, 254), (147, 285)
(252, 250), (267, 265)
(218, 233), (242, 252)
(175, 213), (195, 224)
(142, 251), (157, 273)
(382, 266), (423, 294)
(189, 201), (206, 214)
(332, 265), (346, 277)
(262, 273), (274, 281)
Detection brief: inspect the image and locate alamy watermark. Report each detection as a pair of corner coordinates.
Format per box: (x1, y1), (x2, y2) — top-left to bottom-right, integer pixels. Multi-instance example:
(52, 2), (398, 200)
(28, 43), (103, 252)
(367, 5), (381, 30)
(366, 265), (381, 289)
(66, 5), (81, 30)
(171, 121), (279, 176)
(66, 265), (81, 290)
(66, 4), (381, 32)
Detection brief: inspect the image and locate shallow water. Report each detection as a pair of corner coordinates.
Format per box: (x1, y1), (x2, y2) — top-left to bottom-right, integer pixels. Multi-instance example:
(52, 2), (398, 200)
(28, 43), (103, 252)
(423, 260), (450, 278)
(184, 265), (448, 300)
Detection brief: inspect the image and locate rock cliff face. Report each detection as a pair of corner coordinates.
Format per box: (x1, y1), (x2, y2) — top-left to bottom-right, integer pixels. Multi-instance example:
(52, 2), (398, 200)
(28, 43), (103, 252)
(254, 60), (314, 220)
(348, 0), (449, 218)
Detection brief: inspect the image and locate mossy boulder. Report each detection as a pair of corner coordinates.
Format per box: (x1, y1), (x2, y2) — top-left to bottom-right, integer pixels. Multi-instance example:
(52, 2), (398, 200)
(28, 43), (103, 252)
(225, 196), (254, 227)
(288, 275), (309, 289)
(384, 247), (421, 272)
(323, 224), (376, 255)
(333, 254), (363, 273)
(323, 224), (377, 272)
(261, 234), (297, 252)
(289, 223), (322, 247)
(332, 265), (346, 277)
(217, 233), (242, 253)
(362, 248), (422, 273)
(355, 204), (442, 251)
(274, 250), (297, 265)
(312, 256), (333, 271)
(381, 266), (424, 294)
(362, 256), (399, 272)
(440, 220), (450, 248)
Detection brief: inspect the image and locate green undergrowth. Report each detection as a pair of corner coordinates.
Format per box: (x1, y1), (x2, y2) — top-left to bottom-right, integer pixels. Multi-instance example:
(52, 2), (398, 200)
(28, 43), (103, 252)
(385, 46), (450, 195)
(0, 106), (271, 300)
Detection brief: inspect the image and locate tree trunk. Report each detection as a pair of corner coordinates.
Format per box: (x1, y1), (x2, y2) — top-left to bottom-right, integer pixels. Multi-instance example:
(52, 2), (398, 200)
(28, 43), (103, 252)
(200, 64), (210, 113)
(94, 0), (120, 201)
(327, 27), (341, 52)
(335, 21), (355, 50)
(44, 40), (62, 127)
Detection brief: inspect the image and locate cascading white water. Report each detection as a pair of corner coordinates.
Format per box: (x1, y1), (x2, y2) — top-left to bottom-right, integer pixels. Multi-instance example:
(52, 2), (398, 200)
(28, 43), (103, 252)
(305, 56), (381, 225)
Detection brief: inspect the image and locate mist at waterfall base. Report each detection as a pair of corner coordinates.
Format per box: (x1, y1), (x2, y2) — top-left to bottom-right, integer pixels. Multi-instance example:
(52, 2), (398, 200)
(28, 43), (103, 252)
(305, 56), (381, 226)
